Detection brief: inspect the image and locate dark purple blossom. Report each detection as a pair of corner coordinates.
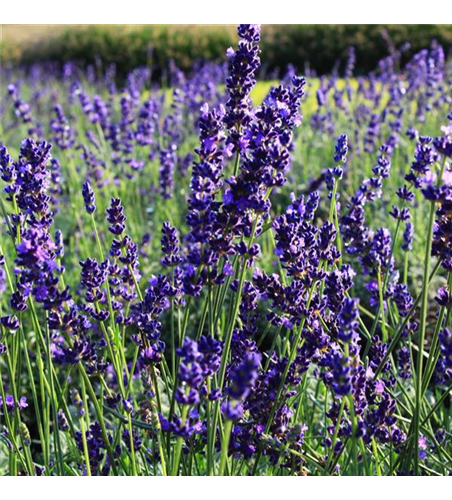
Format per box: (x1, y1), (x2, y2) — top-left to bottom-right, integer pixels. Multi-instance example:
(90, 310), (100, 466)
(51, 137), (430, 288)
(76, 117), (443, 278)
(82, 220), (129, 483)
(439, 328), (452, 378)
(50, 104), (76, 149)
(82, 181), (96, 214)
(224, 24), (261, 150)
(161, 222), (182, 268)
(0, 315), (20, 331)
(337, 298), (360, 344)
(106, 198), (126, 236)
(334, 134), (348, 163)
(398, 346), (412, 379)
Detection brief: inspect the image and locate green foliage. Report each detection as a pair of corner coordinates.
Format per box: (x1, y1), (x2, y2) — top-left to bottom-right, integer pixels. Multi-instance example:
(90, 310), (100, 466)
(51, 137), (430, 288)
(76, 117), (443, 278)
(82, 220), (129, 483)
(3, 24), (452, 77)
(264, 25), (452, 73)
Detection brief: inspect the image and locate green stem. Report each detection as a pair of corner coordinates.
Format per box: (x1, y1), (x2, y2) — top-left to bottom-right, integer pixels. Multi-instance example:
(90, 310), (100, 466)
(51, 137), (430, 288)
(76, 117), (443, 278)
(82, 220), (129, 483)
(252, 282), (317, 475)
(374, 260), (441, 378)
(324, 397), (346, 474)
(412, 156), (446, 474)
(377, 268), (388, 343)
(79, 413), (92, 476)
(171, 404), (189, 476)
(218, 419), (233, 476)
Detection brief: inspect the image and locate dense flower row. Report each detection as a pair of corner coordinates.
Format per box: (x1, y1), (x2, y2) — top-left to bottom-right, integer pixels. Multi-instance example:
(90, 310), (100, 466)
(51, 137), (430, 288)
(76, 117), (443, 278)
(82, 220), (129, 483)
(0, 24), (451, 476)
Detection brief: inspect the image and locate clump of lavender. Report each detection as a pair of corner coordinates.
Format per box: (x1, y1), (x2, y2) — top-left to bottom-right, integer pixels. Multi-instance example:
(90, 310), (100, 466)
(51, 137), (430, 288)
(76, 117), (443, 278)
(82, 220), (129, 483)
(1, 24), (452, 478)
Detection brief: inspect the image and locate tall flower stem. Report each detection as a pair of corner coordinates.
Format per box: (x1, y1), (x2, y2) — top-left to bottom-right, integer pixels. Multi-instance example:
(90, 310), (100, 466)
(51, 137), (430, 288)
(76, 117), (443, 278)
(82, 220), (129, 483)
(45, 315), (64, 475)
(209, 217), (260, 470)
(90, 212), (120, 346)
(367, 200), (407, 342)
(150, 365), (167, 475)
(412, 156), (446, 474)
(171, 403), (190, 476)
(0, 245), (48, 466)
(79, 409), (92, 476)
(218, 419), (233, 476)
(0, 358), (31, 474)
(324, 397), (346, 474)
(252, 281), (318, 475)
(126, 269), (167, 475)
(421, 300), (449, 395)
(77, 366), (119, 474)
(127, 415), (138, 476)
(205, 378), (214, 476)
(374, 260), (441, 378)
(168, 265), (204, 418)
(377, 268), (388, 343)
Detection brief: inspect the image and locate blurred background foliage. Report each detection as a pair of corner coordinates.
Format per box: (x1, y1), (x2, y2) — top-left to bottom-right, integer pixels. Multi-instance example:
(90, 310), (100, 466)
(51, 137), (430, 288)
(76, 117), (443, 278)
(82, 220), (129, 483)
(2, 24), (452, 78)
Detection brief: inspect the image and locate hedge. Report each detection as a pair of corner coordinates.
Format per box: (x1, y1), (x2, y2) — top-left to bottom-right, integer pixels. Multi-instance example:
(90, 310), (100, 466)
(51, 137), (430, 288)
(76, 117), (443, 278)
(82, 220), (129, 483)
(2, 24), (452, 77)
(263, 24), (452, 74)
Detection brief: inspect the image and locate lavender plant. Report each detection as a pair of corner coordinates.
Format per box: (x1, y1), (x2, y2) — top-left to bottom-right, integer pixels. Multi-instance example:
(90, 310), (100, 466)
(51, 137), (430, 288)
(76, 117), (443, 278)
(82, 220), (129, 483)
(0, 24), (451, 476)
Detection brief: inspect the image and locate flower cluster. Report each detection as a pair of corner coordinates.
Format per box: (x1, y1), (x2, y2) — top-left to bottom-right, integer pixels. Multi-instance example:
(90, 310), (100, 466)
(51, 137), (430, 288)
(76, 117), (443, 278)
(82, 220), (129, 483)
(175, 336), (223, 405)
(222, 351), (261, 421)
(224, 24), (261, 150)
(0, 24), (451, 477)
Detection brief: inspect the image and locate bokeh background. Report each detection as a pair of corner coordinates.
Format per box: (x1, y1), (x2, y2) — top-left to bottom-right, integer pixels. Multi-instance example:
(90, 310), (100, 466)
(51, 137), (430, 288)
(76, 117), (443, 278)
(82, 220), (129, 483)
(2, 24), (452, 78)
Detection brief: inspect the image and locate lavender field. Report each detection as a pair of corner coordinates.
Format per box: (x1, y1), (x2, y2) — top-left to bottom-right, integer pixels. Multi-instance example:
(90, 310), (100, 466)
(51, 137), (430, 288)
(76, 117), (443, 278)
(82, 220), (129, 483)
(0, 23), (451, 476)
